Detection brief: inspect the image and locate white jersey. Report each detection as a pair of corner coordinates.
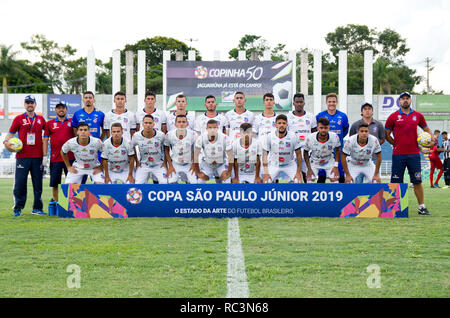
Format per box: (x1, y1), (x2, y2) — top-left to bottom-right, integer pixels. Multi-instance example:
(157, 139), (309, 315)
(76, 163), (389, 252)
(342, 134), (381, 166)
(101, 137), (135, 172)
(166, 111), (196, 132)
(225, 109), (255, 139)
(195, 132), (232, 165)
(304, 132), (341, 167)
(132, 130), (166, 167)
(253, 113), (277, 139)
(262, 131), (301, 166)
(164, 128), (197, 165)
(103, 109), (137, 139)
(233, 139), (262, 175)
(135, 108), (167, 131)
(194, 112), (229, 135)
(62, 137), (103, 170)
(287, 111), (317, 148)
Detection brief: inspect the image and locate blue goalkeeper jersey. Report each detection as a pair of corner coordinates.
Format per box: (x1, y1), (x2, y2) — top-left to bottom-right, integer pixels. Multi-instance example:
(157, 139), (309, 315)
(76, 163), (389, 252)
(316, 110), (349, 146)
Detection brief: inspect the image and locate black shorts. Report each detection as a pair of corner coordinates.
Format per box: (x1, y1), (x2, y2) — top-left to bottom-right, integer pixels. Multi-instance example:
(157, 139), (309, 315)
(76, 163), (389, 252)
(391, 154), (422, 184)
(49, 161), (73, 187)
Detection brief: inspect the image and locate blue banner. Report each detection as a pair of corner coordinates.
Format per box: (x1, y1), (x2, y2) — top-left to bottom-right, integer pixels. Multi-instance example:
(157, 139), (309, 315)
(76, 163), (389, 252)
(57, 183), (408, 219)
(47, 94), (82, 119)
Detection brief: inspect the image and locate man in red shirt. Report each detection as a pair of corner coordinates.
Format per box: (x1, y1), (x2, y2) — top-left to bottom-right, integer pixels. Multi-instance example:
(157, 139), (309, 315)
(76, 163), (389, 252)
(423, 130), (444, 188)
(43, 102), (75, 204)
(385, 92), (434, 215)
(3, 95), (46, 216)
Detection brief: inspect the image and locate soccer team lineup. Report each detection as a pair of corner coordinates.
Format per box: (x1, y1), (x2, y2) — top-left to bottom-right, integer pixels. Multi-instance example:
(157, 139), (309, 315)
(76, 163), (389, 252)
(4, 90), (444, 216)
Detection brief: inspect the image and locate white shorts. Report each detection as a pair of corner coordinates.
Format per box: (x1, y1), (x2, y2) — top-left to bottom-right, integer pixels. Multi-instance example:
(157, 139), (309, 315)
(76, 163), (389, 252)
(266, 161), (299, 183)
(106, 169), (134, 184)
(135, 165), (168, 184)
(199, 162), (230, 183)
(308, 163), (337, 182)
(168, 163), (197, 184)
(65, 169), (105, 184)
(348, 161), (375, 183)
(236, 173), (257, 183)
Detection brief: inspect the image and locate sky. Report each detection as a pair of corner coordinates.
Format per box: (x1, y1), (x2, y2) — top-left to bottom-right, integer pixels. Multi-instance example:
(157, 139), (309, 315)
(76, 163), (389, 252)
(1, 0), (449, 94)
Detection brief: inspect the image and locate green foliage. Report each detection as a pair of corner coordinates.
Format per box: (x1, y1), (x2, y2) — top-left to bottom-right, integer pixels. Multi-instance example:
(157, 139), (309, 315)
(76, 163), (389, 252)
(228, 34), (288, 60)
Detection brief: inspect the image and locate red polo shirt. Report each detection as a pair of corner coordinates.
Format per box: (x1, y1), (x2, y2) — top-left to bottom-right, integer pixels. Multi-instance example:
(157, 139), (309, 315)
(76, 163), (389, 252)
(44, 117), (75, 162)
(385, 109), (427, 155)
(9, 113), (46, 159)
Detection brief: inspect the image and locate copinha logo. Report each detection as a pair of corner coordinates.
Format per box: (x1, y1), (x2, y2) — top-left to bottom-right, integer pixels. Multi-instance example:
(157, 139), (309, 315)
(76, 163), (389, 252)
(194, 66), (208, 79)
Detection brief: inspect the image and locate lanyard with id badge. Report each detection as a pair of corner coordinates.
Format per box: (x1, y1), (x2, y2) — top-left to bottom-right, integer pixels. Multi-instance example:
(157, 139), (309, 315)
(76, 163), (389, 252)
(25, 113), (37, 145)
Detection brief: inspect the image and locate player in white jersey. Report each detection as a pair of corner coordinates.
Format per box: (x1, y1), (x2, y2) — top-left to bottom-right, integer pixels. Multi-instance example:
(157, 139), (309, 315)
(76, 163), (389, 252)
(225, 92), (255, 140)
(101, 123), (135, 184)
(194, 95), (229, 136)
(232, 123), (263, 184)
(61, 123), (104, 184)
(165, 114), (198, 184)
(287, 93), (318, 181)
(132, 114), (168, 184)
(103, 91), (137, 140)
(303, 117), (341, 183)
(341, 122), (382, 183)
(194, 119), (233, 183)
(166, 94), (196, 132)
(262, 114), (303, 183)
(253, 93), (277, 141)
(135, 91), (167, 133)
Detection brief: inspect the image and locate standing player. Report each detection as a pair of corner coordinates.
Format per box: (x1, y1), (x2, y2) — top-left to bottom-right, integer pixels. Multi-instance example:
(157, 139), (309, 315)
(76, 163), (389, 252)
(287, 93), (317, 182)
(303, 117), (341, 183)
(43, 102), (75, 203)
(72, 91), (106, 140)
(341, 123), (382, 183)
(103, 91), (137, 140)
(166, 94), (196, 132)
(132, 115), (168, 184)
(441, 131), (450, 186)
(194, 95), (229, 136)
(194, 120), (233, 183)
(4, 95), (46, 216)
(101, 123), (135, 184)
(165, 115), (198, 184)
(253, 93), (277, 140)
(316, 93), (349, 183)
(225, 92), (255, 140)
(262, 114), (303, 183)
(61, 123), (105, 184)
(385, 91), (434, 215)
(232, 123), (263, 184)
(136, 91), (167, 133)
(423, 130), (444, 188)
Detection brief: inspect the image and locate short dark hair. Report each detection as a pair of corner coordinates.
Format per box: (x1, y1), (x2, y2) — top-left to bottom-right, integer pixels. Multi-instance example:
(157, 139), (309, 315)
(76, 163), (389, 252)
(234, 92), (245, 98)
(83, 91), (95, 98)
(442, 131), (448, 135)
(205, 95), (216, 102)
(145, 91), (156, 98)
(176, 94), (186, 100)
(175, 114), (187, 122)
(326, 93), (337, 101)
(111, 122), (123, 130)
(263, 93), (274, 100)
(275, 114), (287, 123)
(206, 119), (218, 126)
(143, 114), (154, 121)
(358, 122), (369, 130)
(434, 130), (441, 134)
(293, 93), (305, 100)
(114, 91), (126, 98)
(317, 117), (330, 126)
(240, 123), (252, 131)
(77, 122), (90, 129)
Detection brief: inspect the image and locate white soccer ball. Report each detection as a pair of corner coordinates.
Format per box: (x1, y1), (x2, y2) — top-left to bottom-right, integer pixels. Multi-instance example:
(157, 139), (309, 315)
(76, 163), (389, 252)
(417, 131), (432, 146)
(8, 137), (23, 152)
(273, 81), (292, 110)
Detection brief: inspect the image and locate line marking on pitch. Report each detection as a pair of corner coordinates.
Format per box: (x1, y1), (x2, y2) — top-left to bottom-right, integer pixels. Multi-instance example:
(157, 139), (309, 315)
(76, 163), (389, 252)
(227, 217), (249, 298)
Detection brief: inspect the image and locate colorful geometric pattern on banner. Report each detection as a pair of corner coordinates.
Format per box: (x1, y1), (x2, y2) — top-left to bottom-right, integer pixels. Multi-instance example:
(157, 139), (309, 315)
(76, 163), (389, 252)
(57, 183), (409, 219)
(166, 61), (293, 111)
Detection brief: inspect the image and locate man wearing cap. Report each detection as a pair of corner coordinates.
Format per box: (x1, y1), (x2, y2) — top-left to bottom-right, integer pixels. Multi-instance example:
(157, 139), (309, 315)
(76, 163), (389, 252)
(349, 102), (385, 183)
(3, 95), (46, 216)
(42, 102), (75, 209)
(385, 92), (434, 215)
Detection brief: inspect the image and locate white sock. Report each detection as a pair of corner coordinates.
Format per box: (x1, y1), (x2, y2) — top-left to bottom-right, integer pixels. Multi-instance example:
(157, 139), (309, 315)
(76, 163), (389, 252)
(419, 204), (426, 209)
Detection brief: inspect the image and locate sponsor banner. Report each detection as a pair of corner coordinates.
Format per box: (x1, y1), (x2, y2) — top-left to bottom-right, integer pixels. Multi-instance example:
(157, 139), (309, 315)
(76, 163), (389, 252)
(378, 95), (402, 121)
(166, 61), (293, 111)
(47, 94), (82, 119)
(57, 183), (408, 219)
(416, 95), (450, 119)
(8, 94), (43, 119)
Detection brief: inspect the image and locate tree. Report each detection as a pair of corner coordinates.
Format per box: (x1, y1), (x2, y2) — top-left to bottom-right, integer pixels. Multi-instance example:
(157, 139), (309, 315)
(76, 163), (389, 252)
(325, 25), (377, 58)
(228, 34), (288, 60)
(0, 45), (26, 93)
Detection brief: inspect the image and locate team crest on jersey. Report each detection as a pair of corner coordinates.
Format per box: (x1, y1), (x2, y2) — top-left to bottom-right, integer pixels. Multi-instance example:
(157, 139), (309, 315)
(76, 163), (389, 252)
(337, 120), (341, 125)
(121, 150), (126, 155)
(37, 119), (41, 124)
(53, 123), (58, 128)
(413, 116), (417, 121)
(154, 142), (159, 147)
(366, 149), (371, 154)
(89, 150), (95, 154)
(154, 118), (159, 123)
(286, 142), (291, 147)
(93, 118), (97, 123)
(328, 145), (333, 150)
(306, 120), (310, 125)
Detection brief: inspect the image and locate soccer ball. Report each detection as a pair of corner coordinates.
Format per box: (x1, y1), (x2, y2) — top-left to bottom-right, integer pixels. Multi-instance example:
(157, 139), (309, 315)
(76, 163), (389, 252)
(194, 66), (208, 79)
(8, 137), (23, 152)
(417, 132), (432, 146)
(126, 188), (143, 204)
(273, 81), (292, 110)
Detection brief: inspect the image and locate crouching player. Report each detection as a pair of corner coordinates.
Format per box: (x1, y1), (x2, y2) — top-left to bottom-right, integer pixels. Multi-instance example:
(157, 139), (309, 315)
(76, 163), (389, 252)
(61, 122), (105, 184)
(232, 123), (263, 183)
(262, 114), (303, 183)
(165, 115), (198, 184)
(341, 122), (382, 183)
(101, 123), (135, 184)
(303, 117), (341, 183)
(132, 114), (168, 184)
(194, 119), (233, 183)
